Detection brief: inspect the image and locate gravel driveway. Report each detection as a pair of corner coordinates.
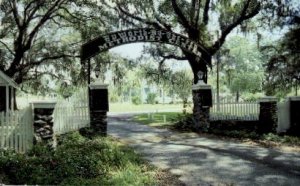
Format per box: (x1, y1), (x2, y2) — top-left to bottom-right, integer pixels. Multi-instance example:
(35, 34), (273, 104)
(108, 115), (300, 186)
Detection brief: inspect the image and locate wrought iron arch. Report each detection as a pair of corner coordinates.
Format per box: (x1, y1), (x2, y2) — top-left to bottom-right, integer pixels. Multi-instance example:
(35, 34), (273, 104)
(81, 28), (203, 61)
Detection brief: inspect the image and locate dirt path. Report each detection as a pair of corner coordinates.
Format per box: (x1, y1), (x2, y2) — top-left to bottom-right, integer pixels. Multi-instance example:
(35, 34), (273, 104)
(108, 115), (300, 186)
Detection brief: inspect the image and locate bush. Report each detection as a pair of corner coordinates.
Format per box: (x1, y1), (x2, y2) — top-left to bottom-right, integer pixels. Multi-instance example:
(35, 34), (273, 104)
(0, 147), (57, 185)
(132, 96), (142, 105)
(242, 92), (264, 102)
(262, 133), (300, 145)
(0, 132), (157, 185)
(171, 113), (196, 132)
(171, 114), (261, 139)
(110, 93), (119, 103)
(146, 93), (157, 104)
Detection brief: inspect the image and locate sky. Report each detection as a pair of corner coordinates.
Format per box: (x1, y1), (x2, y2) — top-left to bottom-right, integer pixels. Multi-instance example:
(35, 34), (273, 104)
(111, 43), (144, 59)
(110, 42), (191, 71)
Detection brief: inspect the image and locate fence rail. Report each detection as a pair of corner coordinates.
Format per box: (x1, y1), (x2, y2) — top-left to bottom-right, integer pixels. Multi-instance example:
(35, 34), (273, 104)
(0, 107), (34, 153)
(53, 88), (90, 135)
(210, 96), (259, 121)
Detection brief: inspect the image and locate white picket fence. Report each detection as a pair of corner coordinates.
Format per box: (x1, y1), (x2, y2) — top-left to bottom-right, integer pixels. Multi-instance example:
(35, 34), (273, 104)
(210, 97), (259, 121)
(53, 88), (90, 135)
(0, 106), (34, 153)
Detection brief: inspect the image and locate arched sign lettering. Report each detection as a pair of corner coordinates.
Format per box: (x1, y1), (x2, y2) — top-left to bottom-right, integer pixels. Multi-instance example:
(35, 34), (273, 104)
(81, 28), (202, 61)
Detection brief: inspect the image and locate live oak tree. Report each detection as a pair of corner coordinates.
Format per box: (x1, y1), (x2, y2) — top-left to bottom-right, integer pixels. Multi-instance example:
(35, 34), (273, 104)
(0, 0), (75, 87)
(0, 0), (114, 95)
(116, 0), (260, 83)
(222, 36), (263, 101)
(115, 0), (261, 128)
(140, 60), (193, 109)
(263, 19), (300, 96)
(261, 1), (300, 96)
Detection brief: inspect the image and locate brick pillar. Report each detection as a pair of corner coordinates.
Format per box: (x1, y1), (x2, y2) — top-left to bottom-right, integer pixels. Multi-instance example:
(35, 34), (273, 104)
(89, 83), (109, 136)
(288, 96), (300, 136)
(192, 83), (212, 132)
(258, 97), (278, 134)
(31, 102), (56, 147)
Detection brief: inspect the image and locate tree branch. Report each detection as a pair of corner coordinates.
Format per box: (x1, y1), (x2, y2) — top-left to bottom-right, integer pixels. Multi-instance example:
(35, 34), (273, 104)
(194, 0), (201, 28)
(171, 0), (191, 32)
(21, 54), (78, 70)
(0, 40), (15, 56)
(60, 6), (83, 22)
(190, 0), (201, 28)
(158, 48), (187, 60)
(190, 0), (196, 23)
(162, 54), (187, 60)
(117, 4), (163, 29)
(203, 0), (210, 25)
(25, 0), (67, 50)
(23, 71), (61, 82)
(24, 0), (40, 25)
(10, 0), (22, 29)
(210, 1), (260, 54)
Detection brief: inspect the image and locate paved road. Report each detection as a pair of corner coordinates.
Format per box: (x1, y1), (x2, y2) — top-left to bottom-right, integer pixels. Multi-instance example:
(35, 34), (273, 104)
(108, 115), (300, 186)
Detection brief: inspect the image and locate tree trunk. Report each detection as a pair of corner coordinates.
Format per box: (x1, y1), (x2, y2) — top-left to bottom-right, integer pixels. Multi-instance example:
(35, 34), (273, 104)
(295, 82), (298, 96)
(182, 97), (188, 114)
(13, 90), (18, 110)
(236, 91), (240, 102)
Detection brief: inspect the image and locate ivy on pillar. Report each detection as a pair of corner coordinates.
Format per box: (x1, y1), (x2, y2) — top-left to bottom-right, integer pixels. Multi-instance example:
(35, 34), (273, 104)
(89, 83), (109, 136)
(258, 97), (278, 134)
(192, 71), (212, 132)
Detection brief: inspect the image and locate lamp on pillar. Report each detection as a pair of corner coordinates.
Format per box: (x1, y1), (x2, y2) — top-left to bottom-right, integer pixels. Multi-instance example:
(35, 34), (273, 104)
(196, 71), (205, 85)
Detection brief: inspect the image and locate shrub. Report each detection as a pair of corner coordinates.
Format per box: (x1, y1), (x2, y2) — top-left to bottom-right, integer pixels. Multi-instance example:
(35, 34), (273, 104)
(132, 96), (142, 105)
(171, 113), (196, 132)
(242, 92), (264, 102)
(0, 132), (157, 185)
(110, 93), (119, 103)
(146, 93), (157, 104)
(0, 147), (57, 185)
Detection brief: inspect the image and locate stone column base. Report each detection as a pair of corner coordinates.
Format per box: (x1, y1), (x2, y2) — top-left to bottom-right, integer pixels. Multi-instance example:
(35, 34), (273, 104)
(258, 97), (278, 134)
(90, 111), (107, 136)
(192, 84), (212, 132)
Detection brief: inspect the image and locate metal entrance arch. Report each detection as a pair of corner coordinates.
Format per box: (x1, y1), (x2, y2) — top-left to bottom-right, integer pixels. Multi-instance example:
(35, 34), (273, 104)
(81, 28), (203, 61)
(80, 28), (205, 135)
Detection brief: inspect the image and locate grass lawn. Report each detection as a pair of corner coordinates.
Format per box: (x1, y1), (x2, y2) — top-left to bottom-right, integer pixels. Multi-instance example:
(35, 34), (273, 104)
(0, 131), (183, 185)
(133, 112), (300, 148)
(133, 112), (184, 128)
(110, 103), (186, 113)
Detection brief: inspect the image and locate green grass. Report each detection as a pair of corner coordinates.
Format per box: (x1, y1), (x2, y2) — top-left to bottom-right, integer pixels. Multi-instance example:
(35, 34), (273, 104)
(0, 131), (162, 185)
(133, 112), (183, 128)
(261, 133), (300, 146)
(133, 112), (300, 147)
(110, 103), (185, 113)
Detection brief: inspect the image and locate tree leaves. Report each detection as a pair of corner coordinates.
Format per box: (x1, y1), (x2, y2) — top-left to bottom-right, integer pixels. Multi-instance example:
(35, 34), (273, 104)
(0, 0), (119, 95)
(263, 18), (300, 96)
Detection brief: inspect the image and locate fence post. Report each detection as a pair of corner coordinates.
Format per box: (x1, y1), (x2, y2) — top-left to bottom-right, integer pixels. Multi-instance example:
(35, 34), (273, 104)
(258, 97), (278, 134)
(89, 83), (109, 136)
